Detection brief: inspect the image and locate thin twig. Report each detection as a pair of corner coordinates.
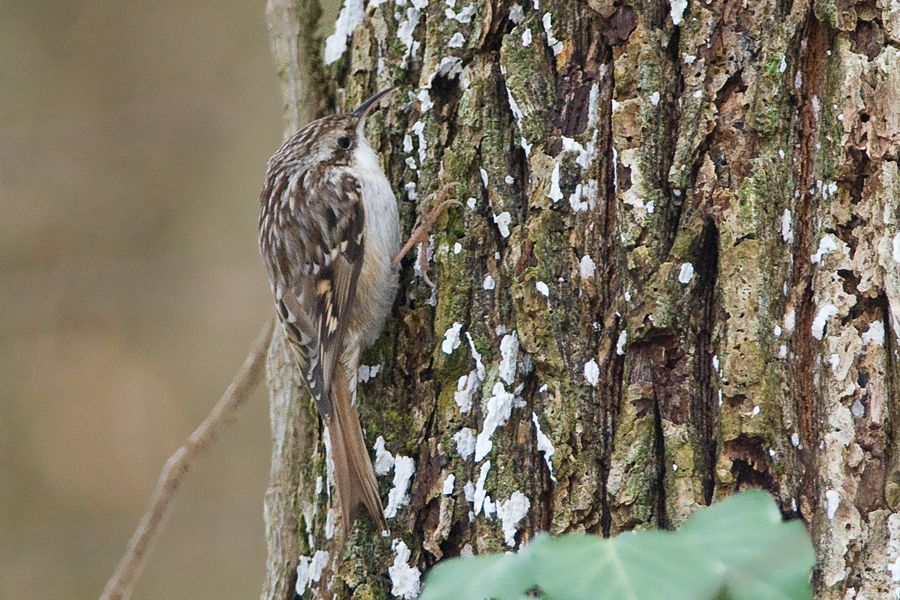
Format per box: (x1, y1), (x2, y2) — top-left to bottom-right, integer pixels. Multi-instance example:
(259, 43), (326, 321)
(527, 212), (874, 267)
(100, 316), (276, 600)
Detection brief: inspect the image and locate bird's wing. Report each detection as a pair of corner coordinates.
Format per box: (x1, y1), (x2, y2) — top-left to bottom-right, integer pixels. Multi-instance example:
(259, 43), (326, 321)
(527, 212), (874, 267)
(260, 167), (364, 417)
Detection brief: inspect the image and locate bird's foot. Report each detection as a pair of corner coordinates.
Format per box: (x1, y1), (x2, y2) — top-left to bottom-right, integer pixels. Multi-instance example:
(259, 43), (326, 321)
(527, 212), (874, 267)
(391, 186), (462, 287)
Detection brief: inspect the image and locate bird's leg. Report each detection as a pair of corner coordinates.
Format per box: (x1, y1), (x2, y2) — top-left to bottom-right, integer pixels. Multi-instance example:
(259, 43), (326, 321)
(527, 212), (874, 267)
(392, 185), (462, 286)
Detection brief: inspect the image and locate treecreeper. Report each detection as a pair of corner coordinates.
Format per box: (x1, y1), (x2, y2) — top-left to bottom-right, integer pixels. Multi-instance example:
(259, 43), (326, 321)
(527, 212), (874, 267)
(257, 88), (400, 535)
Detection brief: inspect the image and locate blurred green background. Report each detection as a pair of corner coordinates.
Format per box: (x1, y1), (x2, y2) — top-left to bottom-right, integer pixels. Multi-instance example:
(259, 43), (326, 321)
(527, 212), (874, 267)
(0, 1), (329, 597)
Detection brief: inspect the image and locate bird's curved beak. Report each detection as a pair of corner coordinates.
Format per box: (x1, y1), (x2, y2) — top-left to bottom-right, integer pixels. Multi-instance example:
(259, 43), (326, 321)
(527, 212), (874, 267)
(352, 87), (396, 119)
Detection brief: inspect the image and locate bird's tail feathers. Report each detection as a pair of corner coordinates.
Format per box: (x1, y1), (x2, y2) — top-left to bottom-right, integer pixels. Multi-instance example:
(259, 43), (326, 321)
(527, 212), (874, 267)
(328, 366), (387, 535)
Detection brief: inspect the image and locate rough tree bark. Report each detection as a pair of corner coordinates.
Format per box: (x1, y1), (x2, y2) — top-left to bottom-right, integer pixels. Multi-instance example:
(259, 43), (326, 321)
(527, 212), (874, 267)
(260, 0), (900, 598)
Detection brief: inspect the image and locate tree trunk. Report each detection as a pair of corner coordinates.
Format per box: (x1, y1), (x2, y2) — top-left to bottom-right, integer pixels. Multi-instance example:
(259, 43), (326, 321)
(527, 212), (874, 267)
(260, 0), (900, 597)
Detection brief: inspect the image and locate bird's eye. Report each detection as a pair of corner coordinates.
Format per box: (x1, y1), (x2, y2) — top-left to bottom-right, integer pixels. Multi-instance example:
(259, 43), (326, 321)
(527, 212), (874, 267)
(337, 136), (351, 149)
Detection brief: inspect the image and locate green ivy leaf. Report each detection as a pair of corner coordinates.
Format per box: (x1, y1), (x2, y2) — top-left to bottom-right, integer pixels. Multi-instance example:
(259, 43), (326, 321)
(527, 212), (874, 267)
(418, 490), (814, 600)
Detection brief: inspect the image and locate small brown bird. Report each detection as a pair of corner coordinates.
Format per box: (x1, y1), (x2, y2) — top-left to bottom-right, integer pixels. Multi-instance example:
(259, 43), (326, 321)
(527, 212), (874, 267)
(258, 89), (399, 532)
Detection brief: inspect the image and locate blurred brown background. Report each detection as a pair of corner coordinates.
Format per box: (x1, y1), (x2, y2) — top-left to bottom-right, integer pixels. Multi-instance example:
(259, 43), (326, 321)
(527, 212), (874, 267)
(0, 1), (310, 597)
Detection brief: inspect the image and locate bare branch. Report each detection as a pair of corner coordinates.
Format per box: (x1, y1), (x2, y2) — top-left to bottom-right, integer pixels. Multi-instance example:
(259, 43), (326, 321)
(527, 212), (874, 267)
(100, 316), (276, 600)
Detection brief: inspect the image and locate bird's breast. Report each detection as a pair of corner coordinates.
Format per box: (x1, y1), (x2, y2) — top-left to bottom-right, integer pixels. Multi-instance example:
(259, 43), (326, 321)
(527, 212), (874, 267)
(352, 165), (400, 348)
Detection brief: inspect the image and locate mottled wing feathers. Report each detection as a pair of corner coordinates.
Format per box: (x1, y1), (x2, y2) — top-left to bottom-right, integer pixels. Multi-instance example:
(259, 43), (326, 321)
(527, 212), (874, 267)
(259, 167), (364, 418)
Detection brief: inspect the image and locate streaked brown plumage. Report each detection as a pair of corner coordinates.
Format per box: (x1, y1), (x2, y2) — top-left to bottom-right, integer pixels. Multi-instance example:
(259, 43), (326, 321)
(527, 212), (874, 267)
(258, 89), (399, 533)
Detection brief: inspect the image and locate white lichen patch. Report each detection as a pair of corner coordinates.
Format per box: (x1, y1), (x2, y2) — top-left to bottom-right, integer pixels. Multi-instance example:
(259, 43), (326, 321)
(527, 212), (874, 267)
(678, 262), (695, 285)
(532, 412), (556, 481)
(568, 180), (598, 212)
(583, 359), (600, 387)
(541, 12), (563, 55)
(616, 330), (628, 356)
(441, 322), (464, 354)
(497, 491), (531, 547)
(483, 274), (496, 290)
(499, 332), (519, 384)
(579, 255), (596, 279)
(454, 371), (478, 413)
(295, 550), (330, 595)
(397, 4), (426, 66)
(650, 91), (661, 106)
(812, 304), (839, 340)
(358, 363), (381, 383)
(811, 234), (838, 264)
(535, 281), (550, 297)
(323, 426), (335, 496)
(323, 0), (365, 65)
(493, 212), (512, 238)
(522, 28), (533, 47)
(509, 3), (525, 23)
(669, 0), (687, 25)
(374, 435), (395, 476)
(325, 509), (336, 539)
(448, 32), (466, 48)
(473, 460), (492, 515)
(825, 489), (841, 520)
(389, 541), (421, 599)
(784, 308), (797, 333)
(412, 120), (427, 165)
(549, 162), (563, 202)
(445, 3), (476, 23)
(384, 455), (415, 519)
(474, 382), (515, 461)
(442, 473), (456, 495)
(862, 320), (885, 346)
(781, 209), (794, 244)
(465, 332), (486, 378)
(453, 427), (477, 459)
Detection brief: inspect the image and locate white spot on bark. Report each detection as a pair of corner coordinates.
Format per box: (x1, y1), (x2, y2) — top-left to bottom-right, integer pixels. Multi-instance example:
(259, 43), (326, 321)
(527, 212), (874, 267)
(781, 209), (794, 244)
(453, 427), (477, 459)
(483, 274), (496, 290)
(509, 3), (525, 23)
(650, 91), (660, 106)
(358, 364), (382, 383)
(825, 489), (841, 520)
(325, 509), (336, 539)
(473, 460), (494, 516)
(442, 473), (456, 495)
(448, 32), (466, 48)
(669, 0), (687, 25)
(678, 262), (695, 284)
(441, 322), (463, 354)
(532, 413), (556, 481)
(295, 550), (330, 595)
(549, 162), (563, 202)
(373, 436), (395, 476)
(579, 255), (596, 279)
(616, 331), (628, 356)
(499, 332), (519, 384)
(493, 212), (512, 238)
(323, 0), (365, 64)
(541, 12), (563, 55)
(465, 332), (486, 378)
(497, 491), (531, 547)
(862, 320), (885, 346)
(475, 383), (515, 461)
(522, 28), (533, 47)
(811, 234), (838, 264)
(389, 541), (421, 599)
(454, 371), (478, 413)
(583, 359), (600, 387)
(536, 281), (550, 297)
(384, 455), (415, 519)
(812, 304), (839, 340)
